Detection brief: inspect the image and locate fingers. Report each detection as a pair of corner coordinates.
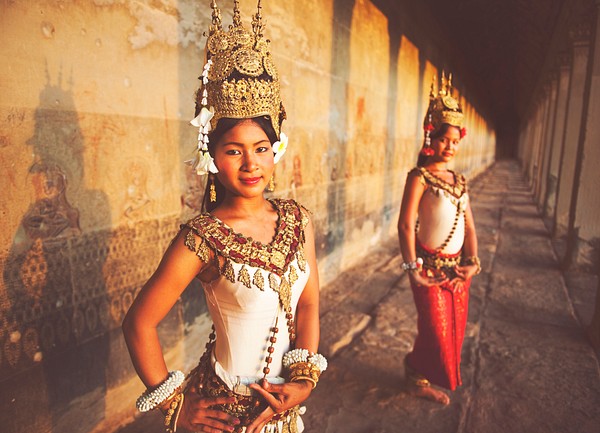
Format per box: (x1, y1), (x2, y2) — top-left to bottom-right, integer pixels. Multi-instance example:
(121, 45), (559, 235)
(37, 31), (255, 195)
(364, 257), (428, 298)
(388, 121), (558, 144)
(180, 395), (240, 433)
(454, 265), (472, 280)
(449, 278), (465, 294)
(198, 396), (238, 408)
(425, 276), (448, 287)
(245, 406), (275, 433)
(249, 382), (281, 408)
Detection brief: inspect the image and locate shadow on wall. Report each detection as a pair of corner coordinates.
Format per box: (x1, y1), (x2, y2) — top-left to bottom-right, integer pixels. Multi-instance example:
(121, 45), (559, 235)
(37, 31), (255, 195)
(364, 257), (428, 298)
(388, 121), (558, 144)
(0, 66), (111, 433)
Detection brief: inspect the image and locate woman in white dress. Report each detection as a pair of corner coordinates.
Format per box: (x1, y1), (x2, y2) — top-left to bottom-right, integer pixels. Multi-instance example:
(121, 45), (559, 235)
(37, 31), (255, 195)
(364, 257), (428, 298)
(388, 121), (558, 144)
(397, 74), (480, 405)
(122, 2), (325, 432)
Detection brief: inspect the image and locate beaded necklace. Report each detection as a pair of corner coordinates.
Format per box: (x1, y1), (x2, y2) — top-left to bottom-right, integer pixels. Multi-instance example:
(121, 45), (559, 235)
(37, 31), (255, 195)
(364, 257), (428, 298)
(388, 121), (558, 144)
(183, 199), (307, 379)
(415, 167), (468, 254)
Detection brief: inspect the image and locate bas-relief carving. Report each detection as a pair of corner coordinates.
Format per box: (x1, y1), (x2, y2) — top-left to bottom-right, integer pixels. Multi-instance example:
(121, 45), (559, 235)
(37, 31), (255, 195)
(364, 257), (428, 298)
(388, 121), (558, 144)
(23, 162), (81, 241)
(181, 164), (206, 216)
(122, 160), (152, 223)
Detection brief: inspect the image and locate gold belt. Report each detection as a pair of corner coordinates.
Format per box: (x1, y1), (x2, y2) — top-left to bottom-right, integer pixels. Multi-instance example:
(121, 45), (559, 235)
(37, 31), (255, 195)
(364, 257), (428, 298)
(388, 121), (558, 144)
(417, 244), (461, 270)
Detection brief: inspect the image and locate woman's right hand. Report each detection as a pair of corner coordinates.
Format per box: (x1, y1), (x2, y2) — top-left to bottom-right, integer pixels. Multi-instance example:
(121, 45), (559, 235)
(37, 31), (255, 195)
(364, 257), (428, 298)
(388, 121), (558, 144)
(408, 270), (448, 287)
(177, 392), (240, 433)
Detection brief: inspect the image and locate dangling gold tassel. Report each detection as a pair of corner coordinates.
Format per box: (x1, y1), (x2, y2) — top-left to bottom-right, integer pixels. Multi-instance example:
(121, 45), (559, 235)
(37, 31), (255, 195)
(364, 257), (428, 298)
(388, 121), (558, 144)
(267, 174), (275, 192)
(210, 175), (217, 202)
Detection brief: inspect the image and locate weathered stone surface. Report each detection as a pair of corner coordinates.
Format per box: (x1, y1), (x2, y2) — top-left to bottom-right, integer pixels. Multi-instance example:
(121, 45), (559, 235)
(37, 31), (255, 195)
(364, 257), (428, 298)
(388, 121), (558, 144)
(320, 310), (371, 358)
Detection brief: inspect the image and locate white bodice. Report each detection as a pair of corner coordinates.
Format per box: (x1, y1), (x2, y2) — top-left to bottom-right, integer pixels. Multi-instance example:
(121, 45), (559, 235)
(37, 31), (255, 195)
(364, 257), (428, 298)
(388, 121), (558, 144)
(203, 259), (309, 381)
(417, 188), (468, 255)
(413, 167), (469, 255)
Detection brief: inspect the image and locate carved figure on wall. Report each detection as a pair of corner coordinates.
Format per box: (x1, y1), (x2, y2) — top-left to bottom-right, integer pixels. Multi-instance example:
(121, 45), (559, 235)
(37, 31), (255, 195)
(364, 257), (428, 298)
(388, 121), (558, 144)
(181, 164), (205, 216)
(23, 162), (81, 240)
(123, 161), (151, 222)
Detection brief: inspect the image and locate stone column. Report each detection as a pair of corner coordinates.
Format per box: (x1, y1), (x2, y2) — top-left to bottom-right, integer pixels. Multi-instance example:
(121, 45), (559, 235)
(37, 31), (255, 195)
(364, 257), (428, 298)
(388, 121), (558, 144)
(553, 23), (592, 238)
(544, 53), (571, 219)
(518, 118), (533, 176)
(589, 276), (600, 357)
(532, 89), (551, 202)
(536, 74), (559, 208)
(565, 3), (600, 270)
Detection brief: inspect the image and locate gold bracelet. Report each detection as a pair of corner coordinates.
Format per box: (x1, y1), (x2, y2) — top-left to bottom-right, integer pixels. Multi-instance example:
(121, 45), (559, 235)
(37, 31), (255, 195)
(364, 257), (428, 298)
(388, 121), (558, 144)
(462, 255), (481, 275)
(157, 387), (182, 415)
(164, 392), (183, 433)
(290, 375), (317, 389)
(288, 361), (321, 385)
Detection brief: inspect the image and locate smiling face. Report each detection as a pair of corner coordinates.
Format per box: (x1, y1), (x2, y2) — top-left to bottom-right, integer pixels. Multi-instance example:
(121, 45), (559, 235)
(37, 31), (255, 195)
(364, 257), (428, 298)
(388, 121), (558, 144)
(430, 125), (461, 163)
(212, 119), (275, 200)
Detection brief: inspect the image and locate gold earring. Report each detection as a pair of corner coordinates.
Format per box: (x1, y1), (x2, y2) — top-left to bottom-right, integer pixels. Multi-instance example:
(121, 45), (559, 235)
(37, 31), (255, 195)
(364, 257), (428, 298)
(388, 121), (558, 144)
(210, 175), (217, 202)
(267, 175), (275, 192)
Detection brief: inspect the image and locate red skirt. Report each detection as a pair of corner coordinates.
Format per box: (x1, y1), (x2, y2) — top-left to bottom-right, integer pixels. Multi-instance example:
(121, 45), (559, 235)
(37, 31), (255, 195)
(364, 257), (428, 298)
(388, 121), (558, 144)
(406, 267), (470, 390)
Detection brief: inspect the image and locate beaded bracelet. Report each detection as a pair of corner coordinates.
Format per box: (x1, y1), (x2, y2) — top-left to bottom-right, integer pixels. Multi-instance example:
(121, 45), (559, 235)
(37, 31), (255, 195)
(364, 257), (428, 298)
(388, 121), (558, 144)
(282, 349), (328, 372)
(401, 258), (423, 272)
(462, 255), (481, 275)
(136, 370), (185, 412)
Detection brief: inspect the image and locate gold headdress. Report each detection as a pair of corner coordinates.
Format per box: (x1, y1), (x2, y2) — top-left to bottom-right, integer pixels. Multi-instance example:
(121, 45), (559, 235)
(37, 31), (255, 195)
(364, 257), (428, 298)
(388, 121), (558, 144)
(189, 0), (287, 175)
(421, 72), (465, 156)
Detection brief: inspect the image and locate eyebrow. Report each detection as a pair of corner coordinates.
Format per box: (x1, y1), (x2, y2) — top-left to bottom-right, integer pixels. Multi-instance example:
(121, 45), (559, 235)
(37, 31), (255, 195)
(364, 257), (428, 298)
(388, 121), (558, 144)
(221, 139), (271, 147)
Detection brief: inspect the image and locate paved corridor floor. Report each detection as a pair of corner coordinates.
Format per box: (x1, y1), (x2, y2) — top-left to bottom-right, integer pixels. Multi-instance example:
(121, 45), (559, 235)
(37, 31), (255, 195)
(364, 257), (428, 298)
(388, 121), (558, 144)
(118, 161), (600, 433)
(304, 160), (600, 433)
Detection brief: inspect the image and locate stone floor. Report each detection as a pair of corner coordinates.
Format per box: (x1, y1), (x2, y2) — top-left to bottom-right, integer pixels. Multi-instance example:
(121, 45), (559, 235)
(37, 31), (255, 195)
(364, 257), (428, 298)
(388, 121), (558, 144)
(117, 160), (600, 433)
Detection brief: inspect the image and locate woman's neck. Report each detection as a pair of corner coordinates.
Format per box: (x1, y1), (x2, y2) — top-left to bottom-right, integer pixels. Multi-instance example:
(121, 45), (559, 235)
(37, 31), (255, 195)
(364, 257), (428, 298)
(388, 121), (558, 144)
(424, 161), (447, 172)
(217, 194), (272, 218)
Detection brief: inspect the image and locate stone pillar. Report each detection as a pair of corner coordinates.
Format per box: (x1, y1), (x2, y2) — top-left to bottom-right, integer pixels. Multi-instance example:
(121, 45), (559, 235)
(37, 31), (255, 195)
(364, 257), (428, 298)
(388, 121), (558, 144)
(531, 90), (551, 201)
(553, 23), (592, 238)
(565, 3), (600, 270)
(536, 75), (559, 208)
(589, 276), (600, 356)
(519, 117), (535, 179)
(544, 53), (571, 219)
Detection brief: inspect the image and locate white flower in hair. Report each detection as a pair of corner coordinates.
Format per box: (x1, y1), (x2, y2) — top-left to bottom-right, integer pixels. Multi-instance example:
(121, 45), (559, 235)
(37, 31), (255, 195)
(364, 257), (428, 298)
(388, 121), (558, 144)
(186, 150), (214, 176)
(208, 159), (218, 174)
(191, 106), (215, 130)
(273, 132), (288, 164)
(189, 106), (218, 174)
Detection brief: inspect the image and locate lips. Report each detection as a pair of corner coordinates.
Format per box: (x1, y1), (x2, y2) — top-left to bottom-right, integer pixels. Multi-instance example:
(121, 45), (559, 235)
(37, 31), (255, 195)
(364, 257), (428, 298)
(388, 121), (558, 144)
(240, 177), (262, 185)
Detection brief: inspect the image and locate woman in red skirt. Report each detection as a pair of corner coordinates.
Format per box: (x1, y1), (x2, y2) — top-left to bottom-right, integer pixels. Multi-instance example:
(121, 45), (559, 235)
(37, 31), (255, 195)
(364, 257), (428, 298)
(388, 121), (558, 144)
(397, 73), (481, 405)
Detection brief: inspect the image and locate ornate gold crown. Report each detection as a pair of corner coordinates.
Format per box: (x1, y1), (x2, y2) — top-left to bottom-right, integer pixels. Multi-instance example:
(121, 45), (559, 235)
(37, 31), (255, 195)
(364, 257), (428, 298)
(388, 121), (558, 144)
(198, 0), (285, 138)
(424, 72), (464, 131)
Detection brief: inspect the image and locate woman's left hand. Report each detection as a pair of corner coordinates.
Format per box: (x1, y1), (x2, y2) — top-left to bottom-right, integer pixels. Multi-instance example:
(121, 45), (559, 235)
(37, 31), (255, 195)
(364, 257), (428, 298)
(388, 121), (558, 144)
(245, 379), (312, 433)
(449, 264), (478, 293)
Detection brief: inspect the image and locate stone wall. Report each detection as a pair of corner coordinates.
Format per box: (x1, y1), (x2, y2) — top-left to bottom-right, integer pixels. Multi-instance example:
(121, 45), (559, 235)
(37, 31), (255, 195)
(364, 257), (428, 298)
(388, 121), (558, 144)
(0, 1), (495, 432)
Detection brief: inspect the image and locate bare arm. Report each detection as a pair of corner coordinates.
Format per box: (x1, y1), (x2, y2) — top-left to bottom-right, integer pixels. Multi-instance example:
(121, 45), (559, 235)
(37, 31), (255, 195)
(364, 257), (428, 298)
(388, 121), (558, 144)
(462, 200), (478, 258)
(121, 229), (207, 388)
(397, 170), (426, 264)
(453, 199), (480, 283)
(397, 170), (448, 287)
(294, 216), (320, 353)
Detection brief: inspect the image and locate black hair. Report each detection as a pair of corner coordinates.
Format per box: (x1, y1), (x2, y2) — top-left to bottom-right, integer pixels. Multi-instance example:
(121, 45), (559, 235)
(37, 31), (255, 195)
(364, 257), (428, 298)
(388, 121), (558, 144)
(202, 116), (278, 212)
(416, 124), (461, 167)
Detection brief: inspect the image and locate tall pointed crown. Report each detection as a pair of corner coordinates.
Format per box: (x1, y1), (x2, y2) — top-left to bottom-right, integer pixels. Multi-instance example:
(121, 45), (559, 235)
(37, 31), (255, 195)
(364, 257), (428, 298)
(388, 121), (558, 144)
(198, 0), (285, 138)
(424, 72), (464, 132)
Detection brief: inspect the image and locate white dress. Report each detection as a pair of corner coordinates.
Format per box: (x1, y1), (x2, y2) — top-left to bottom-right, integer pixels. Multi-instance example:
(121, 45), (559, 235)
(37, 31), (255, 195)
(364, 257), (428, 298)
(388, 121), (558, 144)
(414, 167), (469, 255)
(183, 198), (310, 433)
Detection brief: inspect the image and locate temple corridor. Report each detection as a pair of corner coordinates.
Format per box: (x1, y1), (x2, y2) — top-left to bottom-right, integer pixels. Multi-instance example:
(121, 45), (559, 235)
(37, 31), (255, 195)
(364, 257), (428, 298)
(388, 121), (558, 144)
(1, 0), (600, 432)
